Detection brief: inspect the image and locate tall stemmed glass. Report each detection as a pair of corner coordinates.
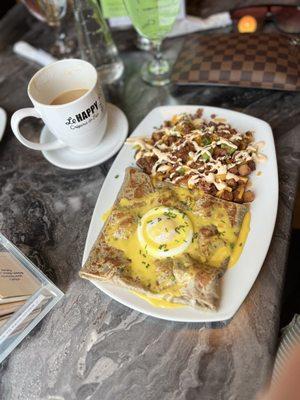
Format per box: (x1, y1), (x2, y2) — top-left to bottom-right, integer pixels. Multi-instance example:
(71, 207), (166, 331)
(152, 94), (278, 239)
(123, 0), (180, 86)
(21, 0), (74, 56)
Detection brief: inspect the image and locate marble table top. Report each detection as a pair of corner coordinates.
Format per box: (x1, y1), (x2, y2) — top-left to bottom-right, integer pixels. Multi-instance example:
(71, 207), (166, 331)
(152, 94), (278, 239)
(0, 5), (300, 400)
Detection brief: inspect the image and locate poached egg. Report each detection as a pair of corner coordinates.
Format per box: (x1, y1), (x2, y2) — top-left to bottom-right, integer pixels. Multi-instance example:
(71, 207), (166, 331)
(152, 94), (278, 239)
(137, 206), (193, 258)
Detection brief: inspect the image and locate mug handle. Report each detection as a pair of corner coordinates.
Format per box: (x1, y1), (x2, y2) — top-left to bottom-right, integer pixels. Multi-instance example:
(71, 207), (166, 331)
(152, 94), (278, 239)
(11, 108), (66, 151)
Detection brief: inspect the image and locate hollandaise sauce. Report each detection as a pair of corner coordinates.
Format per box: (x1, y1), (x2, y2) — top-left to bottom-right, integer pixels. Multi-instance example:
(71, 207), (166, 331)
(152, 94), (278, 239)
(106, 204), (188, 291)
(131, 291), (184, 309)
(103, 186), (250, 308)
(101, 207), (112, 222)
(228, 212), (250, 268)
(107, 226), (183, 308)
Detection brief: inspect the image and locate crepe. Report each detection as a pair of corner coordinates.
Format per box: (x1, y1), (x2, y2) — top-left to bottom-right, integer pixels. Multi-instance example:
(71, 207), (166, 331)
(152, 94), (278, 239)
(80, 168), (249, 310)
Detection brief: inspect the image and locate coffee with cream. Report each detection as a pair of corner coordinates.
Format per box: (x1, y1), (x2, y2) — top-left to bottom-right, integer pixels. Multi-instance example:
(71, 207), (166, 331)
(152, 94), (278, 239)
(50, 89), (88, 105)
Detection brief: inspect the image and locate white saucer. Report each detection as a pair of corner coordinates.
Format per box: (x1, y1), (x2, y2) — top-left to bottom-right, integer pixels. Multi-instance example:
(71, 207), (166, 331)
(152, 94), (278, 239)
(40, 103), (128, 170)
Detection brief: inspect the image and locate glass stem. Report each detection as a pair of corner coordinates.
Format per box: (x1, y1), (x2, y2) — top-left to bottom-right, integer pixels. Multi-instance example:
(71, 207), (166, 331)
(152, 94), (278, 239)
(153, 40), (163, 64)
(142, 39), (170, 85)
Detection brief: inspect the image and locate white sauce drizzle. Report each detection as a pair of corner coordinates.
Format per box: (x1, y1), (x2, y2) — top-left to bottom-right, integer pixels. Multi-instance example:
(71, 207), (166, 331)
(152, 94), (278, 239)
(129, 112), (265, 192)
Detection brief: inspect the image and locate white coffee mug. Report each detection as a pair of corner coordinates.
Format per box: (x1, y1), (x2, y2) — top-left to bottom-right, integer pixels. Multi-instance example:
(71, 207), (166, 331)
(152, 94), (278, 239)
(11, 59), (107, 152)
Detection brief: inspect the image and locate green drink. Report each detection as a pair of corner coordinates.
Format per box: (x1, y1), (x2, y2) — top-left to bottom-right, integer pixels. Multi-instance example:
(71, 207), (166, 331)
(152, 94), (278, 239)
(125, 0), (180, 41)
(123, 0), (180, 86)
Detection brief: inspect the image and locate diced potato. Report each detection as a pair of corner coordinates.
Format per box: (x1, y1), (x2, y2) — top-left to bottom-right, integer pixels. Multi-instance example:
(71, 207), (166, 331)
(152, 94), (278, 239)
(213, 117), (227, 123)
(235, 186), (245, 200)
(216, 174), (227, 181)
(172, 115), (180, 124)
(238, 164), (251, 176)
(243, 191), (255, 202)
(193, 118), (203, 128)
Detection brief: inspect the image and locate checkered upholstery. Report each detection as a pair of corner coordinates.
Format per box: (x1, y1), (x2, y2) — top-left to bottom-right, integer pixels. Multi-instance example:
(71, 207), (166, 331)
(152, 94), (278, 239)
(171, 34), (300, 91)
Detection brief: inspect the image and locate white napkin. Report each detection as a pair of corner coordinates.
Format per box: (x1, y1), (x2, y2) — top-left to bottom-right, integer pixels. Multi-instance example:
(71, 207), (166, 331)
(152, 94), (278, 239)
(167, 13), (232, 38)
(13, 41), (57, 66)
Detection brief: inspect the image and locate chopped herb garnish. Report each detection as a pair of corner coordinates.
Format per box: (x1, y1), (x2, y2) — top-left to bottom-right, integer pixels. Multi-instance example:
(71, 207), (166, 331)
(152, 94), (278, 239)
(114, 174), (119, 178)
(202, 152), (210, 162)
(230, 243), (235, 250)
(163, 210), (177, 218)
(202, 137), (212, 146)
(175, 225), (186, 234)
(158, 244), (168, 250)
(221, 143), (236, 155)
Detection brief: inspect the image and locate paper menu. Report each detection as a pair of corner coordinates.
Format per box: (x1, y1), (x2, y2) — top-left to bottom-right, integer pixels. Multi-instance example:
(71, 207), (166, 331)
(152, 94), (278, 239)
(0, 252), (40, 302)
(0, 300), (25, 317)
(0, 232), (64, 364)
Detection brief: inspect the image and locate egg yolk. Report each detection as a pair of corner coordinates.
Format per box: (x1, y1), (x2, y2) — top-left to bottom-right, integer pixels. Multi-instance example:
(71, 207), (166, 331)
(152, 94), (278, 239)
(137, 207), (193, 258)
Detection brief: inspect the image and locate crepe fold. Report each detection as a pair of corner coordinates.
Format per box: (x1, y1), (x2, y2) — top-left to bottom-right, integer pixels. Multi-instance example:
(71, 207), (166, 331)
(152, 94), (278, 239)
(80, 168), (249, 310)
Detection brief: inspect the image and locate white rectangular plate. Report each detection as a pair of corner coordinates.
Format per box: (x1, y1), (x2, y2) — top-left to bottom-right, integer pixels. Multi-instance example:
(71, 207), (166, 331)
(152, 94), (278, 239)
(82, 105), (278, 322)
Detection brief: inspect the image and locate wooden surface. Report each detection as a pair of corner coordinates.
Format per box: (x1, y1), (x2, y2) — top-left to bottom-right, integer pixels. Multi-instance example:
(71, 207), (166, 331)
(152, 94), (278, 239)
(0, 4), (300, 400)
